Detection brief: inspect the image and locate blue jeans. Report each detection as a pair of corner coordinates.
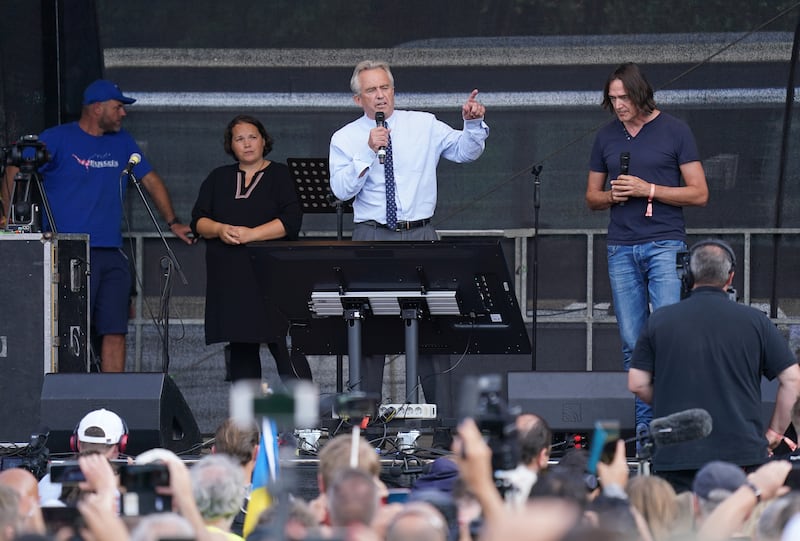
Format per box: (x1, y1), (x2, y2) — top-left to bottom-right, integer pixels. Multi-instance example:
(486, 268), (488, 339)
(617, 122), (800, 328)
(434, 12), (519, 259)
(607, 240), (685, 427)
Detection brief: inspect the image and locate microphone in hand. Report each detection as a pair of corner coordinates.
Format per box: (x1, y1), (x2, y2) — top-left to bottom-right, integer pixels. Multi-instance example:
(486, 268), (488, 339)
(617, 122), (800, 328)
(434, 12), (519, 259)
(617, 151), (630, 206)
(619, 152), (630, 175)
(375, 112), (386, 164)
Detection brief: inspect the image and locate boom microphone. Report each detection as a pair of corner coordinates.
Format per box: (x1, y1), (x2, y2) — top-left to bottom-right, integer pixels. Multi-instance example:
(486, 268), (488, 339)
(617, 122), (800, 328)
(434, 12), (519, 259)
(649, 408), (712, 446)
(375, 112), (386, 164)
(123, 153), (141, 176)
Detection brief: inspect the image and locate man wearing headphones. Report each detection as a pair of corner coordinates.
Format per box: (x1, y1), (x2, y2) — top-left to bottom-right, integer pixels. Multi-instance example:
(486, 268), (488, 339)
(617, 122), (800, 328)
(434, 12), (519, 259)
(39, 408), (128, 504)
(627, 240), (800, 493)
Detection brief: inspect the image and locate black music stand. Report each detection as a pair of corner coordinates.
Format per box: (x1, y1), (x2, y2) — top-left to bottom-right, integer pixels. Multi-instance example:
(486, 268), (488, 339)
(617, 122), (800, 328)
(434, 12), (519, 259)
(248, 240), (531, 402)
(287, 157), (353, 239)
(287, 158), (354, 392)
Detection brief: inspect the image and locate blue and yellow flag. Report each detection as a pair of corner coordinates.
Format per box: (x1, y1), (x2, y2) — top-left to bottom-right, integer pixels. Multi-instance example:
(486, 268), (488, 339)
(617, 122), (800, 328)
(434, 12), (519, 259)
(242, 417), (279, 538)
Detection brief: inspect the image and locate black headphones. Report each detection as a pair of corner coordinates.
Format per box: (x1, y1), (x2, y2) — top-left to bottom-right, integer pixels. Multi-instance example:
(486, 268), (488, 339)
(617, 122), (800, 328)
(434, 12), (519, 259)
(678, 239), (736, 297)
(70, 410), (129, 454)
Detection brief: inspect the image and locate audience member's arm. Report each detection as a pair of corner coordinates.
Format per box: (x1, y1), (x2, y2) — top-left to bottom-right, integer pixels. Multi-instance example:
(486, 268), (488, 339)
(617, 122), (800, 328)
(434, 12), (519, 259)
(696, 460), (791, 541)
(163, 455), (214, 541)
(595, 440), (629, 498)
(137, 449), (213, 541)
(78, 454), (119, 511)
(78, 492), (131, 541)
(452, 418), (506, 525)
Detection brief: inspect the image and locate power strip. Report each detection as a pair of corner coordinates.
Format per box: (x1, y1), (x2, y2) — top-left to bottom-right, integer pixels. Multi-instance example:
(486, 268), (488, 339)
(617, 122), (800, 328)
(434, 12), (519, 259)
(330, 403), (438, 420)
(379, 403), (438, 420)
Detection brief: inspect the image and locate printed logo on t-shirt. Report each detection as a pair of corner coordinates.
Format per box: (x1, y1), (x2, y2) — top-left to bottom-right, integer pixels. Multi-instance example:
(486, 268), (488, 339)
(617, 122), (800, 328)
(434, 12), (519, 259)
(72, 153), (120, 171)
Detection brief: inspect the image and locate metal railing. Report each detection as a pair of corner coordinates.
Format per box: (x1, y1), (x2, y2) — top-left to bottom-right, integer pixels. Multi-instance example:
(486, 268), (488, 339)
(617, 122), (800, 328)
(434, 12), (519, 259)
(125, 227), (800, 371)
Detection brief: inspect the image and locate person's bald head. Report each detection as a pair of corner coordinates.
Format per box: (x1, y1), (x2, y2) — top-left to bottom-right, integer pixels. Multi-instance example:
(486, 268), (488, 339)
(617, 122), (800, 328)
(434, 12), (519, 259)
(0, 469), (39, 503)
(0, 469), (45, 537)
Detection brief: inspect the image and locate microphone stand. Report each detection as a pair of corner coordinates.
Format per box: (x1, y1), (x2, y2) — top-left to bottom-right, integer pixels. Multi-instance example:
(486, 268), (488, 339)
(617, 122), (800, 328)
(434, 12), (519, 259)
(530, 165), (543, 370)
(127, 170), (188, 374)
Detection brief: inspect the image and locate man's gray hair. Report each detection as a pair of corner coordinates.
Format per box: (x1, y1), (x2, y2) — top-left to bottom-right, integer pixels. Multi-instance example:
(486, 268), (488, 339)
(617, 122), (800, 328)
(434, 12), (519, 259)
(190, 453), (246, 520)
(350, 60), (394, 95)
(129, 512), (195, 541)
(689, 243), (733, 287)
(385, 501), (449, 541)
(326, 467), (379, 528)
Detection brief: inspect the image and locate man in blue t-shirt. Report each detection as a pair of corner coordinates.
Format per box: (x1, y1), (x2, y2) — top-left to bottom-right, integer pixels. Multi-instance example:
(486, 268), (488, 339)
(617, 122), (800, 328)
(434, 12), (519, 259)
(585, 63), (709, 435)
(4, 79), (193, 372)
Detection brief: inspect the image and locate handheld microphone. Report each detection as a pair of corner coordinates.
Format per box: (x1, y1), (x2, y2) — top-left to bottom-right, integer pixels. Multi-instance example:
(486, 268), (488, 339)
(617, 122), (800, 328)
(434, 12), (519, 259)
(123, 153), (141, 176)
(618, 152), (630, 206)
(649, 408), (712, 446)
(619, 152), (630, 175)
(375, 112), (386, 164)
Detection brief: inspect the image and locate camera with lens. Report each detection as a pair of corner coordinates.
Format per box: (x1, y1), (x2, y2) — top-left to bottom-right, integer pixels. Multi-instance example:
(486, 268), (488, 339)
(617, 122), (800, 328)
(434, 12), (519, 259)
(119, 463), (171, 516)
(459, 374), (519, 472)
(676, 250), (692, 300)
(3, 135), (51, 232)
(2, 134), (50, 171)
(334, 391), (380, 421)
(0, 432), (49, 480)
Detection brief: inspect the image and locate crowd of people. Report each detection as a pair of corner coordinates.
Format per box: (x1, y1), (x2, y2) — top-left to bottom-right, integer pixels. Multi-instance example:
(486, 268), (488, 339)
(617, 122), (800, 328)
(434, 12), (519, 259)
(2, 404), (800, 541)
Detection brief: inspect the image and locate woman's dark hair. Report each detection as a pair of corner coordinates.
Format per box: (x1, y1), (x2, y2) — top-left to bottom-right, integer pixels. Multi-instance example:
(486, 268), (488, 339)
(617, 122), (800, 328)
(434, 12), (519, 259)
(223, 114), (274, 158)
(601, 62), (656, 115)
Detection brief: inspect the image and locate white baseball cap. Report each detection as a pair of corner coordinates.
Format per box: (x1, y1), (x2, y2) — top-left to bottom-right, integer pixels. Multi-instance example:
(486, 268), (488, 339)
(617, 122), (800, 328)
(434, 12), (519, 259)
(77, 409), (125, 445)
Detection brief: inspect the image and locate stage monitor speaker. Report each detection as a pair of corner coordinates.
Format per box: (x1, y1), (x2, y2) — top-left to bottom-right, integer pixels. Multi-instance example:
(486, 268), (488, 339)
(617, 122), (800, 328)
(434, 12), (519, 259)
(40, 373), (202, 456)
(507, 371), (635, 432)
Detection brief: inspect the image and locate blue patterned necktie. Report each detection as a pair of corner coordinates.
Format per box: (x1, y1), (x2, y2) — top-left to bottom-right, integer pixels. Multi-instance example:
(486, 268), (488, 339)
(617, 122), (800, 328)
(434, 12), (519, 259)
(384, 126), (397, 229)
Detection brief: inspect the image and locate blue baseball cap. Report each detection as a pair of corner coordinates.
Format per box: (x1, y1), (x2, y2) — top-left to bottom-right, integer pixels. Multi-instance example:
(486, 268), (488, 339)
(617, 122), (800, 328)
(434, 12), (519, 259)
(82, 79), (136, 105)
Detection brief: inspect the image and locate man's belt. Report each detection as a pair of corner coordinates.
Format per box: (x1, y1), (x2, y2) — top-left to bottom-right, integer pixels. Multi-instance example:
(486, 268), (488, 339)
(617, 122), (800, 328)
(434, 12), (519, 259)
(360, 219), (431, 232)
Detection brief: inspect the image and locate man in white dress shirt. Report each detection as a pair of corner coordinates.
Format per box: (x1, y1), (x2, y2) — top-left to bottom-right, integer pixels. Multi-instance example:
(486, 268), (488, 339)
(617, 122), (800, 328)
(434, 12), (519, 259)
(329, 60), (490, 426)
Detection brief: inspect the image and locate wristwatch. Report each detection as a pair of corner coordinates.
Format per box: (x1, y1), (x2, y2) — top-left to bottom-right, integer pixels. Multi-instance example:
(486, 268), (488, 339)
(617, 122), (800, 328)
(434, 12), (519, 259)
(744, 480), (762, 503)
(167, 217), (181, 227)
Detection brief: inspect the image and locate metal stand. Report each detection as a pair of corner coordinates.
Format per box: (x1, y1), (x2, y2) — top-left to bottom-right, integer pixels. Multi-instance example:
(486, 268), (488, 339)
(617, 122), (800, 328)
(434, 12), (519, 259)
(530, 164), (543, 370)
(402, 304), (422, 403)
(344, 304), (365, 390)
(287, 158), (353, 392)
(127, 170), (187, 373)
(6, 169), (57, 233)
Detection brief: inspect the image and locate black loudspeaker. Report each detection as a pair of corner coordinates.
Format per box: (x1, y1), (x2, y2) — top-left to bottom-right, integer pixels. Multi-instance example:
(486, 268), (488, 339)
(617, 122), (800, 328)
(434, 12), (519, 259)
(40, 373), (202, 456)
(507, 371), (635, 432)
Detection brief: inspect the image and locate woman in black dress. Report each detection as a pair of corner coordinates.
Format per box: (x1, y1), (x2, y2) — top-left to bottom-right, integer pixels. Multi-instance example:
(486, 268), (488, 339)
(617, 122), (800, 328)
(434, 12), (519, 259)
(191, 114), (312, 382)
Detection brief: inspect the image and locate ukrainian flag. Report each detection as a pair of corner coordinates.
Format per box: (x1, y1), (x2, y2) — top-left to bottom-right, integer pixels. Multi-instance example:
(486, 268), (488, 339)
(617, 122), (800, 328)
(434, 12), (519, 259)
(242, 417), (279, 537)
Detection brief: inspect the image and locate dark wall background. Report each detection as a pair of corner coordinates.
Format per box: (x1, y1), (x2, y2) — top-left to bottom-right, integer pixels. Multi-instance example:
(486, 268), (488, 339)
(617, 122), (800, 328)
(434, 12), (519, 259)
(92, 0), (798, 48)
(3, 0), (800, 341)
